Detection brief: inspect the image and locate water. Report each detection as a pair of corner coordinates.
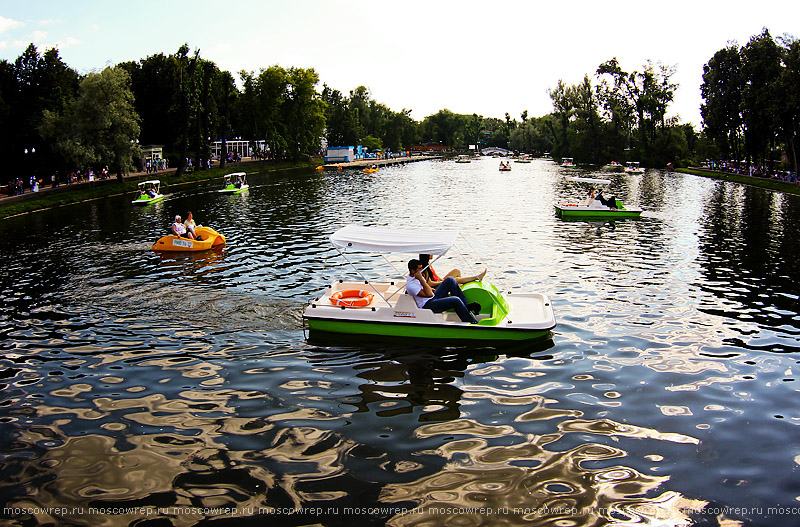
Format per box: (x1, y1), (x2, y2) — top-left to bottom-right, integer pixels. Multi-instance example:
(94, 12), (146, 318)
(1, 158), (799, 526)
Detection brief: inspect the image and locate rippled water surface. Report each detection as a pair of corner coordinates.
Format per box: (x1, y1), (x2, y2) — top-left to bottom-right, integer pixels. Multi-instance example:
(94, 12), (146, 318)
(1, 158), (799, 526)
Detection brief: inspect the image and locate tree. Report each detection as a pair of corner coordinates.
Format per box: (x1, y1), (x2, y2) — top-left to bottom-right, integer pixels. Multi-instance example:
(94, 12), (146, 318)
(596, 58), (678, 164)
(775, 38), (800, 176)
(1, 44), (78, 185)
(283, 67), (325, 160)
(255, 66), (288, 159)
(740, 29), (783, 166)
(215, 70), (237, 168)
(421, 109), (463, 148)
(700, 44), (744, 160)
(322, 84), (360, 147)
(384, 108), (417, 151)
(41, 66), (141, 178)
(547, 79), (573, 157)
(172, 44), (199, 176)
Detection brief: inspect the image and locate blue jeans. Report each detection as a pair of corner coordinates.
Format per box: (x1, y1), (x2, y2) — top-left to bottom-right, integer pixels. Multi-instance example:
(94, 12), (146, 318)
(423, 277), (477, 323)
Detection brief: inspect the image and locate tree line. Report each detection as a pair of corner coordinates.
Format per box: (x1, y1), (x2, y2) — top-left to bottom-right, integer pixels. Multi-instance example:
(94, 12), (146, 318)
(1, 31), (796, 188)
(700, 29), (799, 176)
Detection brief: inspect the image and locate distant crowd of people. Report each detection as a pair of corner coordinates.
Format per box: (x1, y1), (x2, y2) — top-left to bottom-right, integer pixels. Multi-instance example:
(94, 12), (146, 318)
(5, 168), (112, 195)
(145, 158), (169, 174)
(703, 160), (797, 184)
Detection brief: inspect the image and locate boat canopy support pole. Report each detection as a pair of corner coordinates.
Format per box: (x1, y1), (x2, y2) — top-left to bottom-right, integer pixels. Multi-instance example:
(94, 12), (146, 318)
(336, 248), (395, 308)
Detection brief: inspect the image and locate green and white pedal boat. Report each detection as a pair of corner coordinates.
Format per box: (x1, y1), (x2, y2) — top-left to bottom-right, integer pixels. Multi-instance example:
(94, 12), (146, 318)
(303, 225), (556, 342)
(556, 176), (642, 219)
(131, 180), (165, 205)
(218, 172), (249, 194)
(555, 200), (643, 219)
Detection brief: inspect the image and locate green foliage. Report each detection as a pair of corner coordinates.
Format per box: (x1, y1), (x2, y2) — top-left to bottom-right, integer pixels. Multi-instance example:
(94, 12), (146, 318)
(19, 31), (800, 187)
(545, 57), (683, 166)
(236, 65), (325, 160)
(321, 85), (418, 151)
(509, 118), (552, 154)
(360, 135), (383, 151)
(40, 67), (141, 177)
(0, 44), (79, 182)
(700, 44), (743, 160)
(700, 29), (799, 173)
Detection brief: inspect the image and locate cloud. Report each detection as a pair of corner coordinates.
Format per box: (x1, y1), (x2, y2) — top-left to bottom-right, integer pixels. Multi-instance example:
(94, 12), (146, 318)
(54, 36), (81, 49)
(38, 19), (59, 26)
(0, 15), (24, 35)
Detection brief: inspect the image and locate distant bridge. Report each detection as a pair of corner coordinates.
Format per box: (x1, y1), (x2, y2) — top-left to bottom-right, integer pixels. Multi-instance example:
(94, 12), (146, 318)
(479, 147), (512, 155)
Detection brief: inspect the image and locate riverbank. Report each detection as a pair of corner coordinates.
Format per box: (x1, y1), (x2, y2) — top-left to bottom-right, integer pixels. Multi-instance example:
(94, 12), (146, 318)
(0, 159), (317, 220)
(677, 167), (800, 196)
(321, 154), (441, 170)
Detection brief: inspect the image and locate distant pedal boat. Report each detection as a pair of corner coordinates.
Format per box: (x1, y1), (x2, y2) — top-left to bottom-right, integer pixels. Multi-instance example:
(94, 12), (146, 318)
(625, 162), (645, 175)
(555, 200), (642, 219)
(218, 172), (249, 193)
(132, 180), (164, 205)
(152, 226), (226, 251)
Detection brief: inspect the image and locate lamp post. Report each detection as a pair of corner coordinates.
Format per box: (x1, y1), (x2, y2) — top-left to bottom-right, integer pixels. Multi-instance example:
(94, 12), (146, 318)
(23, 147), (36, 194)
(129, 139), (139, 175)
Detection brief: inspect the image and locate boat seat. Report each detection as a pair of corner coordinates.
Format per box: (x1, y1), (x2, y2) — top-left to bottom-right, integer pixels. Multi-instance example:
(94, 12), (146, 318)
(393, 293), (417, 311)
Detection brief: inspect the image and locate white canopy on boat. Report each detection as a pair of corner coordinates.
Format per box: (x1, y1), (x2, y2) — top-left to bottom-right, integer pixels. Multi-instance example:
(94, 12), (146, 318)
(565, 176), (611, 185)
(330, 225), (458, 255)
(138, 180), (161, 187)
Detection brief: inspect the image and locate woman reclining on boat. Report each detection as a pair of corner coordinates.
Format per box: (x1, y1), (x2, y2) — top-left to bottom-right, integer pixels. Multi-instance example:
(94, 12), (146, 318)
(419, 254), (487, 288)
(406, 259), (480, 324)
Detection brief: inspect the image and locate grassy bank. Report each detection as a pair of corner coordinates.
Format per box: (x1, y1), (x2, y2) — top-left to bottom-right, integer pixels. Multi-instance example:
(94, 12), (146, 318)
(676, 168), (800, 196)
(0, 160), (317, 220)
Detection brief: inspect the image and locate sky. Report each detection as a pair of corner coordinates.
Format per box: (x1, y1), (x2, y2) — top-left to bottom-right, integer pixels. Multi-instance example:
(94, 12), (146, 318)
(1, 0), (798, 127)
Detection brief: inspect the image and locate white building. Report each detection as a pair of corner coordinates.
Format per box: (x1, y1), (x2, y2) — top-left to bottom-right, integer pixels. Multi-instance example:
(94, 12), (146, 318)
(211, 139), (267, 159)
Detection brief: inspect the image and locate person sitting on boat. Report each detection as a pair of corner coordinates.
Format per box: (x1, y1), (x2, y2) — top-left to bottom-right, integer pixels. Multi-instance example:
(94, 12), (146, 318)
(419, 254), (487, 288)
(595, 190), (617, 209)
(184, 211), (202, 240)
(147, 188), (157, 199)
(171, 215), (195, 240)
(406, 259), (480, 324)
(234, 176), (242, 188)
(584, 188), (596, 206)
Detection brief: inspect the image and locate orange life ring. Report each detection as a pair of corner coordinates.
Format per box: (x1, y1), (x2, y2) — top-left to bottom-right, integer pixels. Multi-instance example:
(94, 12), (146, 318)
(330, 289), (374, 307)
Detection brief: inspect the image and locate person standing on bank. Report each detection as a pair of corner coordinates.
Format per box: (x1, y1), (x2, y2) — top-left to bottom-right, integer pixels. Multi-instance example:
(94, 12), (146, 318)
(406, 259), (480, 324)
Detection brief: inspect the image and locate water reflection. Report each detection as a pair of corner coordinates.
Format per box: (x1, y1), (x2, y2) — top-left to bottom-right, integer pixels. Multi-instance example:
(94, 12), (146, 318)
(1, 159), (799, 526)
(696, 183), (800, 352)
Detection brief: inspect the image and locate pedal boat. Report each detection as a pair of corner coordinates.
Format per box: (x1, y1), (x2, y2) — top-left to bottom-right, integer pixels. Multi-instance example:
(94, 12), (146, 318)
(218, 172), (249, 193)
(152, 226), (226, 252)
(132, 180), (165, 205)
(560, 157), (576, 168)
(303, 225), (556, 342)
(557, 176), (641, 219)
(555, 200), (642, 219)
(625, 161), (645, 175)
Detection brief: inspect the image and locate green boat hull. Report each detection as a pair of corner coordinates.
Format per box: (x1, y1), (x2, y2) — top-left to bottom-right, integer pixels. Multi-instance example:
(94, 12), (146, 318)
(556, 199), (641, 219)
(556, 208), (641, 219)
(306, 317), (552, 341)
(219, 185), (248, 194)
(132, 195), (164, 205)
